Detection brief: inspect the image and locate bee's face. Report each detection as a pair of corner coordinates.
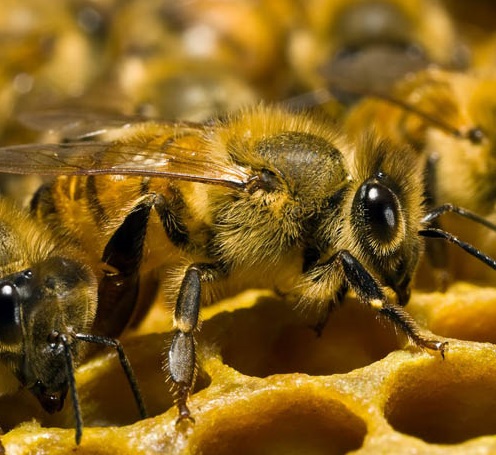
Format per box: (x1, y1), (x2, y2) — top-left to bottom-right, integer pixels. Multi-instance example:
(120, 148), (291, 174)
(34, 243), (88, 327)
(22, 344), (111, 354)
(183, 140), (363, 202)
(340, 136), (424, 301)
(0, 256), (96, 413)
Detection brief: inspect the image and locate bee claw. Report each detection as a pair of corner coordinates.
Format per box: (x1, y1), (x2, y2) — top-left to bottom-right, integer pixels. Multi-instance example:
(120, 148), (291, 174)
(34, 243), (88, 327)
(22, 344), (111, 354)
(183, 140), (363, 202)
(424, 340), (449, 359)
(175, 403), (195, 429)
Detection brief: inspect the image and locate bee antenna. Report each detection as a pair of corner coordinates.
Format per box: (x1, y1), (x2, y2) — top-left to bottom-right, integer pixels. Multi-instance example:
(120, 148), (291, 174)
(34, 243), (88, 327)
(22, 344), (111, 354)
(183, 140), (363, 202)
(75, 333), (148, 420)
(299, 82), (472, 141)
(384, 92), (486, 145)
(419, 228), (496, 270)
(366, 91), (464, 140)
(59, 333), (84, 445)
(422, 203), (496, 232)
(420, 203), (496, 270)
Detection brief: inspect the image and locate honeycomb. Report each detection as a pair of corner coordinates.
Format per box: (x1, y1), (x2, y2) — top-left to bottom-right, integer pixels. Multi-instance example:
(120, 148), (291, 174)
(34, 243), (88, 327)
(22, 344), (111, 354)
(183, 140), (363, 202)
(1, 1), (496, 454)
(1, 283), (496, 454)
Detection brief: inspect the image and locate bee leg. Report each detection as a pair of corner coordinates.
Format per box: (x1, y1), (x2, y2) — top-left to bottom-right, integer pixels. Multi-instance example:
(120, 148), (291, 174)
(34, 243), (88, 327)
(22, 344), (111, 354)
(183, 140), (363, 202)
(169, 263), (223, 420)
(127, 193), (190, 330)
(95, 201), (152, 338)
(76, 333), (147, 419)
(58, 334), (83, 445)
(335, 250), (447, 357)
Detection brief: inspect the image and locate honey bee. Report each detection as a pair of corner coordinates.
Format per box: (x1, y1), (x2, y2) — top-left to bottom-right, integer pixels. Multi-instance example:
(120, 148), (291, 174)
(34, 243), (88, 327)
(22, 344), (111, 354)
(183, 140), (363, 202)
(0, 198), (146, 444)
(344, 67), (496, 281)
(88, 57), (258, 122)
(103, 0), (291, 99)
(288, 0), (469, 103)
(1, 105), (495, 420)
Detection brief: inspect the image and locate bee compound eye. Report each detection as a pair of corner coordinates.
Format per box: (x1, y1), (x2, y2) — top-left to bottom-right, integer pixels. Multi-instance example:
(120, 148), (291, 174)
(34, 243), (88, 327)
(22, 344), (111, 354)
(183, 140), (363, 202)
(467, 127), (485, 145)
(355, 181), (400, 244)
(0, 283), (22, 344)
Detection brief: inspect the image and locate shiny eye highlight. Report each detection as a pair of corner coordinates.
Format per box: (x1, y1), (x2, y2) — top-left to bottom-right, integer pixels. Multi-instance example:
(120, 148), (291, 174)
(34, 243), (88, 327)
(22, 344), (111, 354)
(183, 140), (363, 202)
(0, 282), (22, 344)
(353, 179), (400, 245)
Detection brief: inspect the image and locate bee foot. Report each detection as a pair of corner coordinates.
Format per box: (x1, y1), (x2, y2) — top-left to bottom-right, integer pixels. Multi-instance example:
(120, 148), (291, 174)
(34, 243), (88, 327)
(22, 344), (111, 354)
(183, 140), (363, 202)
(424, 340), (449, 359)
(175, 403), (195, 430)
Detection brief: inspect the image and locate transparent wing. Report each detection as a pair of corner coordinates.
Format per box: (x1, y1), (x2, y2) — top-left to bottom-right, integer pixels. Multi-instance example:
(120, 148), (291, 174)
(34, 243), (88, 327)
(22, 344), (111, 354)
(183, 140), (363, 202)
(18, 109), (210, 140)
(0, 141), (250, 189)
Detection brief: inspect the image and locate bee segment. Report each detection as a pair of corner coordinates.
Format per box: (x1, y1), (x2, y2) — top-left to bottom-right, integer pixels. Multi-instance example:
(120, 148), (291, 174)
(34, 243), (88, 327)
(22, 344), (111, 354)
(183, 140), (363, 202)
(321, 250), (446, 354)
(155, 193), (190, 247)
(246, 168), (280, 194)
(174, 266), (202, 333)
(75, 333), (147, 420)
(419, 340), (449, 359)
(169, 331), (196, 389)
(169, 262), (223, 417)
(378, 303), (445, 358)
(338, 250), (384, 303)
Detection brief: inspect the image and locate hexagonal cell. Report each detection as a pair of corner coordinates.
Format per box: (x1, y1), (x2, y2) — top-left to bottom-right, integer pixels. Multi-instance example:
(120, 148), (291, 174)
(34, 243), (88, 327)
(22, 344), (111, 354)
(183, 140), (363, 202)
(190, 387), (367, 455)
(384, 345), (496, 444)
(409, 285), (496, 344)
(200, 295), (402, 379)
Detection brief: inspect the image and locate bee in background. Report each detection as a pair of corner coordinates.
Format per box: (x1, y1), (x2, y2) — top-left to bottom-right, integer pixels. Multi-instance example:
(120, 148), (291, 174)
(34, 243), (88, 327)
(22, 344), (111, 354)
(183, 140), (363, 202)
(0, 198), (146, 444)
(344, 68), (496, 282)
(473, 33), (496, 74)
(101, 0), (292, 100)
(2, 106), (496, 420)
(86, 57), (258, 123)
(71, 0), (275, 130)
(287, 0), (470, 104)
(0, 0), (113, 209)
(0, 0), (105, 132)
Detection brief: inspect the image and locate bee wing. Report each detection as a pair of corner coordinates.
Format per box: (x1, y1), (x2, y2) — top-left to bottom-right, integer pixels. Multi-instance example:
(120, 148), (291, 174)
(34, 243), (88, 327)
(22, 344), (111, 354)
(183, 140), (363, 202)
(18, 109), (208, 140)
(0, 141), (250, 189)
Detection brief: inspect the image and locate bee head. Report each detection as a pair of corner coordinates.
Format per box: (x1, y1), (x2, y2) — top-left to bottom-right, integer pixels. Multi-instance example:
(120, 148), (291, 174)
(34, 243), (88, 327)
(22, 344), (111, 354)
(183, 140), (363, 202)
(345, 135), (424, 302)
(0, 256), (97, 412)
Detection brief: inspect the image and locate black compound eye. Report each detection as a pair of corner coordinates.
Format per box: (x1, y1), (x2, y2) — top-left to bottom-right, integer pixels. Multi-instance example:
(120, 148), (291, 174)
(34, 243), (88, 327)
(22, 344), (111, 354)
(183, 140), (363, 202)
(467, 127), (485, 145)
(356, 181), (400, 244)
(0, 283), (22, 344)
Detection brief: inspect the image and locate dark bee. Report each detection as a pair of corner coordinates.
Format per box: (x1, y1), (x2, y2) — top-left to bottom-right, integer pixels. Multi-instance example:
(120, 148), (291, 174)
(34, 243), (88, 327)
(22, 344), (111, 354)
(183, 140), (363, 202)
(0, 198), (146, 444)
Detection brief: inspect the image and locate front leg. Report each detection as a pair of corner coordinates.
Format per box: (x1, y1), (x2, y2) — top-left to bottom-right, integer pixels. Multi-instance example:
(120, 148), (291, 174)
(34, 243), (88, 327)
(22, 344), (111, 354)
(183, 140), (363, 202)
(310, 250), (447, 357)
(168, 262), (225, 420)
